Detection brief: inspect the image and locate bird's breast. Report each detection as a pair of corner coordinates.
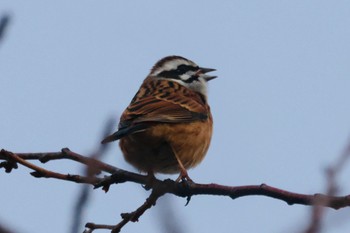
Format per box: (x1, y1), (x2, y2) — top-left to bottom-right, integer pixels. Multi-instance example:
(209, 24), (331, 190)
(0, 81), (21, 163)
(119, 118), (213, 174)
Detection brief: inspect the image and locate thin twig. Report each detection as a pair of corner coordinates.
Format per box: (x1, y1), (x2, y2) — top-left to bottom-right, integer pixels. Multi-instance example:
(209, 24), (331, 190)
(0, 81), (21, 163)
(303, 139), (350, 233)
(0, 148), (119, 174)
(0, 14), (11, 43)
(0, 223), (15, 233)
(1, 149), (101, 185)
(86, 179), (172, 233)
(70, 118), (115, 233)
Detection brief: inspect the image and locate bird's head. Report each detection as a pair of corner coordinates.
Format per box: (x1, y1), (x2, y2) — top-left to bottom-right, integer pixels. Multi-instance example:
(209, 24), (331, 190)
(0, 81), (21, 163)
(149, 56), (217, 97)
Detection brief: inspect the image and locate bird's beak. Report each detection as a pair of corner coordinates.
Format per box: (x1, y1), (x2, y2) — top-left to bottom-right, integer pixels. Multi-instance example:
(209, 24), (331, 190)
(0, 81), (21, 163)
(198, 67), (217, 81)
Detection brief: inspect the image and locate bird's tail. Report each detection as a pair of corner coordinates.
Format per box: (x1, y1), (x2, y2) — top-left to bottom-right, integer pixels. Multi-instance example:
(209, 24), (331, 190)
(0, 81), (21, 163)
(101, 124), (148, 144)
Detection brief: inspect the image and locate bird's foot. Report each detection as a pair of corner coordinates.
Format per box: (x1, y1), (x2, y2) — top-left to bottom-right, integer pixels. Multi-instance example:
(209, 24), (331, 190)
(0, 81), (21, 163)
(175, 169), (193, 183)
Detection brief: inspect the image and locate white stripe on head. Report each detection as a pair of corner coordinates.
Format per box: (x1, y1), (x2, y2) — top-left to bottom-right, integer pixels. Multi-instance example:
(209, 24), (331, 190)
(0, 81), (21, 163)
(150, 58), (197, 76)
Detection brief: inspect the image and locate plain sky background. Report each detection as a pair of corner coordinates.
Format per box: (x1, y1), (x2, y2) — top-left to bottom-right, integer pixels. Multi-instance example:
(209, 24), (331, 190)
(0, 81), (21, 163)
(1, 1), (350, 233)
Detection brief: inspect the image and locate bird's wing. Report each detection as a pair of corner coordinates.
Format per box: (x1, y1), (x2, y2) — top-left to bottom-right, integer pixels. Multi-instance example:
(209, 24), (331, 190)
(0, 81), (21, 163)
(101, 79), (209, 143)
(122, 78), (209, 123)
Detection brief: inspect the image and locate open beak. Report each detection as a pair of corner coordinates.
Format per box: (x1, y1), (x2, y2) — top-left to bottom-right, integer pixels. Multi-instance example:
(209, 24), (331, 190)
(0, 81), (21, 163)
(198, 67), (217, 81)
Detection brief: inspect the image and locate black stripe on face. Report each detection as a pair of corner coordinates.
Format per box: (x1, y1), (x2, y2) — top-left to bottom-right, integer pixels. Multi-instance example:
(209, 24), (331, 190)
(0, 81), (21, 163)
(158, 64), (199, 79)
(177, 64), (198, 73)
(182, 75), (199, 83)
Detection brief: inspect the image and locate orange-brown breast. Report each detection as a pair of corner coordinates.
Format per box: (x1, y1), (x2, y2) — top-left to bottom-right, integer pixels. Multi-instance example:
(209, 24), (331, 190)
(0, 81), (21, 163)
(119, 116), (212, 174)
(118, 78), (213, 174)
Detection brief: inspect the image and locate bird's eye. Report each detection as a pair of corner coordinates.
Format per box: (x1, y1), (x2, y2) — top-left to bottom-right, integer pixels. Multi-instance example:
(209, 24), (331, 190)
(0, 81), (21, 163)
(176, 65), (188, 73)
(176, 65), (199, 74)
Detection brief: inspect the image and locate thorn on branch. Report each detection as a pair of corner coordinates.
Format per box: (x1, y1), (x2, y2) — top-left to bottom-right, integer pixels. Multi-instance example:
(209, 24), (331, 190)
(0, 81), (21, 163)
(38, 157), (49, 163)
(61, 147), (71, 154)
(84, 222), (115, 233)
(102, 184), (110, 193)
(67, 174), (81, 181)
(38, 153), (56, 163)
(30, 171), (44, 177)
(179, 179), (194, 206)
(94, 173), (129, 190)
(185, 195), (192, 206)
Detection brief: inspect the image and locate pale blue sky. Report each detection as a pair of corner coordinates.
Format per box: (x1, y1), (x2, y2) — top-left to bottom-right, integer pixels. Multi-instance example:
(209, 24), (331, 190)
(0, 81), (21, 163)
(1, 1), (350, 233)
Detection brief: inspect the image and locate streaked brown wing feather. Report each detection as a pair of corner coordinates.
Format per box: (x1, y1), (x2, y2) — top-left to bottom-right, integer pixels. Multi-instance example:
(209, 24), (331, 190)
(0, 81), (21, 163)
(120, 78), (209, 126)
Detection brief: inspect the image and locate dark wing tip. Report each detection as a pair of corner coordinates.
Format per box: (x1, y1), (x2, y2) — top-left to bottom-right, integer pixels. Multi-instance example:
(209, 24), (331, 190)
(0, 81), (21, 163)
(101, 134), (116, 144)
(101, 124), (149, 144)
(101, 131), (122, 144)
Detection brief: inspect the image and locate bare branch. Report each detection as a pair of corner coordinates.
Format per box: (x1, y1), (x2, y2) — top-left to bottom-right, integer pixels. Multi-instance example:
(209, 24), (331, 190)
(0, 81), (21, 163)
(2, 148), (350, 232)
(0, 148), (118, 174)
(86, 179), (172, 232)
(0, 149), (102, 185)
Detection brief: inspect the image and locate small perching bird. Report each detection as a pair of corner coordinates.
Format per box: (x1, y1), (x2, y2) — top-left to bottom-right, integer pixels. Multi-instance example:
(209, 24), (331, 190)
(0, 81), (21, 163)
(102, 56), (217, 181)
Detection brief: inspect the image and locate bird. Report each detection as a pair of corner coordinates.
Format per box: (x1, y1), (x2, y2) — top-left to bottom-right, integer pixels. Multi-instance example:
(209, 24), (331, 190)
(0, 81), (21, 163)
(101, 55), (217, 182)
